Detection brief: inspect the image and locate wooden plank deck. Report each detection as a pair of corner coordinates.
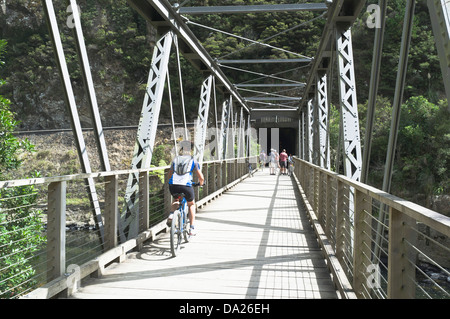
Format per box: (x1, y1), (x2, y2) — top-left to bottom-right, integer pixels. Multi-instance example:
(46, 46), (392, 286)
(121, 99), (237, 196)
(70, 171), (338, 299)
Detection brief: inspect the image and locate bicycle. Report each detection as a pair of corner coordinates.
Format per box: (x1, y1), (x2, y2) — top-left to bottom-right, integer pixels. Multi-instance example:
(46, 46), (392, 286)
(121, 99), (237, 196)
(169, 182), (202, 257)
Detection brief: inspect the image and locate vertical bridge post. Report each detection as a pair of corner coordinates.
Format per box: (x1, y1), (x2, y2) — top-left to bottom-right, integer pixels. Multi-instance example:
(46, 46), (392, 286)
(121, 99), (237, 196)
(43, 0), (105, 245)
(194, 75), (213, 166)
(47, 181), (66, 282)
(122, 31), (173, 240)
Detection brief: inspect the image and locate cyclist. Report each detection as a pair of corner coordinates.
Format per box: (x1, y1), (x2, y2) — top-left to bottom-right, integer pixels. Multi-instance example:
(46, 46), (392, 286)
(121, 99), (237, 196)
(167, 140), (204, 236)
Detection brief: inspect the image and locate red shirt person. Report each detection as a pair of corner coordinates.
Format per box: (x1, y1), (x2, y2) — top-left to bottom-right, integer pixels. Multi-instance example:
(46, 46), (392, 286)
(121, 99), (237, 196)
(279, 149), (288, 175)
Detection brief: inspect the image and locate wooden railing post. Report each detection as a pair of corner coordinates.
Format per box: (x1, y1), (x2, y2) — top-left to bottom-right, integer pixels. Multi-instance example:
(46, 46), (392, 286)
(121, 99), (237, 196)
(300, 161), (307, 195)
(104, 175), (118, 251)
(325, 174), (333, 237)
(388, 207), (415, 298)
(47, 181), (66, 282)
(305, 164), (312, 204)
(203, 164), (211, 196)
(139, 171), (149, 233)
(353, 189), (372, 298)
(164, 168), (172, 219)
(313, 167), (317, 206)
(219, 161), (223, 188)
(317, 170), (324, 222)
(209, 162), (213, 193)
(215, 162), (219, 189)
(335, 179), (346, 265)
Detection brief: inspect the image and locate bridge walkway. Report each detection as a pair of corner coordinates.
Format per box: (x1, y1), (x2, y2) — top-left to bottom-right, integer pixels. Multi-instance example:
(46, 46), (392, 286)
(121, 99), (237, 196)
(70, 170), (338, 299)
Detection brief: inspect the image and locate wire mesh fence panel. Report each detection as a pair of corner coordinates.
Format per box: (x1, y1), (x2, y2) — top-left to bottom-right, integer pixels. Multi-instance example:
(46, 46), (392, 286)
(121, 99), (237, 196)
(293, 157), (450, 299)
(0, 183), (47, 299)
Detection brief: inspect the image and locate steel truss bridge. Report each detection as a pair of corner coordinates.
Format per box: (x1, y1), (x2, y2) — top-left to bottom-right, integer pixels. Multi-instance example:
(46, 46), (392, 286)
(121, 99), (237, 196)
(1, 0), (450, 299)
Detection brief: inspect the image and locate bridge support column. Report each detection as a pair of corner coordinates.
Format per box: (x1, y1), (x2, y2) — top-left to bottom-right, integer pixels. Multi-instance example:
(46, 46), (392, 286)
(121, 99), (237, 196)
(307, 100), (314, 163)
(375, 0), (416, 264)
(123, 31), (173, 240)
(219, 96), (232, 160)
(43, 0), (105, 246)
(237, 107), (245, 158)
(316, 71), (330, 169)
(335, 23), (362, 182)
(335, 22), (363, 258)
(428, 0), (450, 111)
(47, 181), (66, 282)
(194, 75), (213, 165)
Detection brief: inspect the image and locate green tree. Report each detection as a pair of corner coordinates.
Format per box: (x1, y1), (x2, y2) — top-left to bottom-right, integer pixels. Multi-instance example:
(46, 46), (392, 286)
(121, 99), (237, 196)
(0, 40), (45, 299)
(395, 96), (450, 199)
(357, 94), (449, 207)
(0, 40), (33, 173)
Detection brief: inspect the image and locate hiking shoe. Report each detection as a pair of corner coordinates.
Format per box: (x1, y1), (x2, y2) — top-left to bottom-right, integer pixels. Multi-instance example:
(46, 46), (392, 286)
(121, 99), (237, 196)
(166, 213), (173, 227)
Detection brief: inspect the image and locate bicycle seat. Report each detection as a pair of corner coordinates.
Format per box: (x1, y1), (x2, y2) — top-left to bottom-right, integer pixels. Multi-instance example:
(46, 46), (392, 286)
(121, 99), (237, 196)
(172, 193), (185, 201)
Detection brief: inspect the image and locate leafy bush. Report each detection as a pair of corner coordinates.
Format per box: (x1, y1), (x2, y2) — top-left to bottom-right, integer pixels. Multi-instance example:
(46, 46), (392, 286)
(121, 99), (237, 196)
(0, 182), (45, 299)
(1, 40), (44, 299)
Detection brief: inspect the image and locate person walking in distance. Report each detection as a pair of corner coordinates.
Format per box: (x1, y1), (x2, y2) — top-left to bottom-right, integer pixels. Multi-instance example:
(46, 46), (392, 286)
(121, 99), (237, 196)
(259, 150), (266, 171)
(279, 149), (288, 175)
(269, 149), (277, 175)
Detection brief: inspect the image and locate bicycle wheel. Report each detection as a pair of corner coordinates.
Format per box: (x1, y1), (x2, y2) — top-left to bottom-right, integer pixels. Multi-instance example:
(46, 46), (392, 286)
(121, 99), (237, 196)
(170, 210), (182, 256)
(183, 206), (191, 243)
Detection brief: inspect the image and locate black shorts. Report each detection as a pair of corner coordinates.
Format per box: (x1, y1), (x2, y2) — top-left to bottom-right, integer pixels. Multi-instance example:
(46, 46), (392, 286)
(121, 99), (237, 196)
(280, 161), (287, 168)
(169, 184), (195, 202)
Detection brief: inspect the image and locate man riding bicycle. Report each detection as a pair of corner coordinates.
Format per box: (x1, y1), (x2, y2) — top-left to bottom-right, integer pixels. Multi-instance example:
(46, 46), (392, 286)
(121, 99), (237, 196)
(167, 140), (204, 236)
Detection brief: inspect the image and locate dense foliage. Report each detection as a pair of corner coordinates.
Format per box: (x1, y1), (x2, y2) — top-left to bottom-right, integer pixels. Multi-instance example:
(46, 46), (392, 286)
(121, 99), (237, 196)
(0, 40), (44, 299)
(0, 40), (34, 173)
(356, 96), (449, 201)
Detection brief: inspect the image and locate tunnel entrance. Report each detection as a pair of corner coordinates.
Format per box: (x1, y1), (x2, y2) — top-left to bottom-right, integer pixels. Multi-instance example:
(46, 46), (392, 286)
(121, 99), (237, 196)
(279, 128), (296, 156)
(263, 127), (297, 156)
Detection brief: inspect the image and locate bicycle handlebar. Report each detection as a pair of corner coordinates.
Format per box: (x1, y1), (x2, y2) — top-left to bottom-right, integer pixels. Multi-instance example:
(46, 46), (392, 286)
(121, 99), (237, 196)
(192, 182), (204, 187)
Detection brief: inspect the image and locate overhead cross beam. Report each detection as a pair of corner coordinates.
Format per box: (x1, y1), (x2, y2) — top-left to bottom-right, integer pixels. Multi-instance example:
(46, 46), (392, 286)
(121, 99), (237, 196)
(218, 58), (311, 64)
(127, 0), (250, 114)
(235, 83), (305, 88)
(299, 0), (366, 111)
(245, 97), (301, 101)
(178, 3), (328, 15)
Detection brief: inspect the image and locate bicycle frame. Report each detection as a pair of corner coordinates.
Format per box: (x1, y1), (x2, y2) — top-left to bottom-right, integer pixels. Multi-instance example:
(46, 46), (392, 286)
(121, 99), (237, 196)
(170, 193), (191, 256)
(174, 195), (188, 234)
(169, 182), (201, 257)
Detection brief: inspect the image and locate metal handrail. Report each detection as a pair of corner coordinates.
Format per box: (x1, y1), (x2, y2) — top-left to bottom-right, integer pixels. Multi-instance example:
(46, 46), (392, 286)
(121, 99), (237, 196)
(293, 157), (450, 299)
(0, 157), (255, 299)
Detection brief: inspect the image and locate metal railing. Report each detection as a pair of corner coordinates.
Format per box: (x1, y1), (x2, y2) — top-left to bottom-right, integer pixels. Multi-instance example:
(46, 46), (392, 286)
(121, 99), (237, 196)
(292, 157), (450, 299)
(0, 157), (255, 299)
